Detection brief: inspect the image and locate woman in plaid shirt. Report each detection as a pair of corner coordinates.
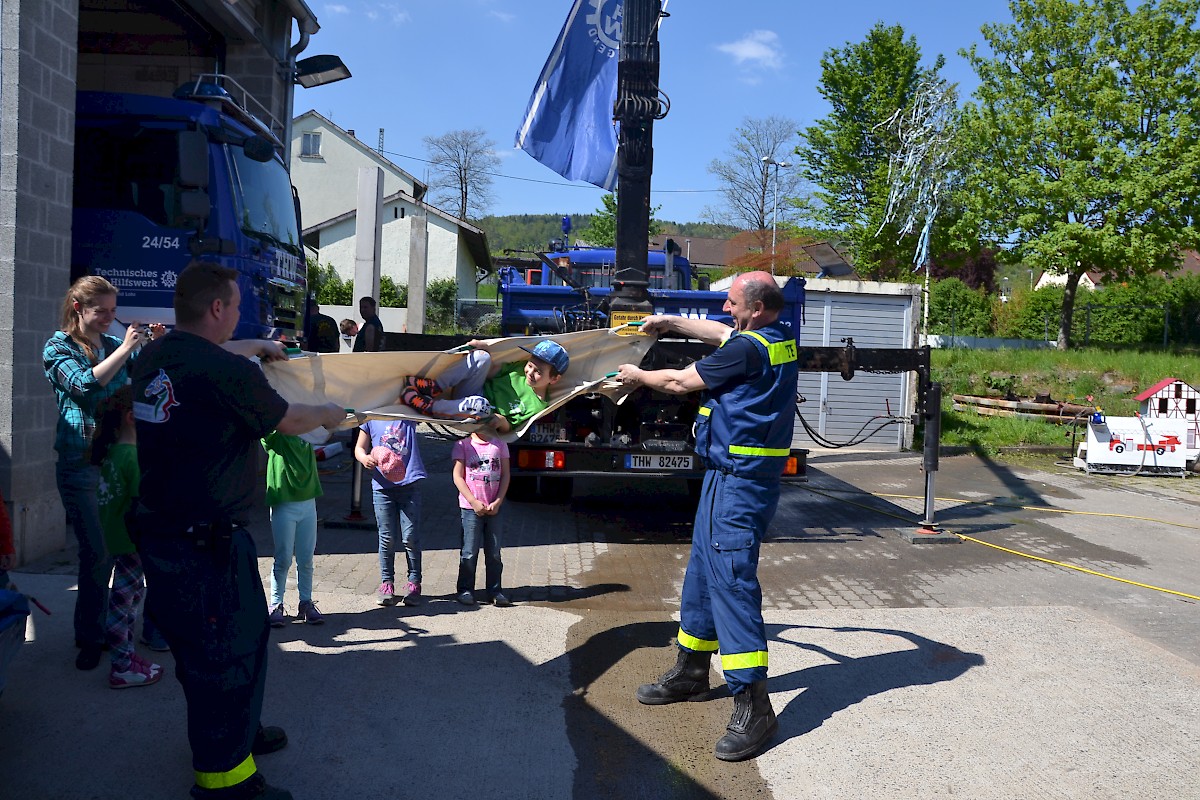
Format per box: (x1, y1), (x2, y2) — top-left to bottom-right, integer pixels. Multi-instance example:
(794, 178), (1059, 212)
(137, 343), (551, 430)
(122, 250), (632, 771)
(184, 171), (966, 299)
(43, 276), (156, 671)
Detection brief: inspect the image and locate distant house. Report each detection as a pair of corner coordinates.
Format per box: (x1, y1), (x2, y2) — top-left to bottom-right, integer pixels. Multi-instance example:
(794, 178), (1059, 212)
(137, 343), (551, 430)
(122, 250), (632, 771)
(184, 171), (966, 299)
(289, 111), (490, 296)
(1136, 377), (1200, 451)
(1033, 270), (1102, 291)
(1032, 249), (1200, 291)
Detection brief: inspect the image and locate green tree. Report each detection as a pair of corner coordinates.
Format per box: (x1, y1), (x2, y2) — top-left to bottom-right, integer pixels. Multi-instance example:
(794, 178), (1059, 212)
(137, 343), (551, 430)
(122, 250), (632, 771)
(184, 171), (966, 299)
(379, 276), (407, 309)
(704, 116), (807, 234)
(956, 0), (1200, 350)
(306, 259), (352, 306)
(797, 23), (945, 279)
(577, 194), (663, 247)
(928, 277), (994, 336)
(424, 128), (500, 221)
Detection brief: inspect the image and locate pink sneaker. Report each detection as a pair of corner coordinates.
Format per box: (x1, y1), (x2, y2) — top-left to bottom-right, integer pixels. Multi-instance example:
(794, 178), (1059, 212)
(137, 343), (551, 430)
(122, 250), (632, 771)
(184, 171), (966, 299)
(402, 582), (422, 606)
(377, 582), (396, 607)
(110, 654), (162, 689)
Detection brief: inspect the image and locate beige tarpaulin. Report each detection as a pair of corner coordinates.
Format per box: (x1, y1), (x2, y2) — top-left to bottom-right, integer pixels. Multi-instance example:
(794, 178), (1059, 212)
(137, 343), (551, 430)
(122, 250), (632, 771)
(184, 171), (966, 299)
(263, 327), (655, 442)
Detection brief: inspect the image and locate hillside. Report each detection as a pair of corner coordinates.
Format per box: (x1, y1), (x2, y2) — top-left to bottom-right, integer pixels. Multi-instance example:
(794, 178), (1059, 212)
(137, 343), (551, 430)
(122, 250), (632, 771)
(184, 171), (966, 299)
(476, 213), (739, 255)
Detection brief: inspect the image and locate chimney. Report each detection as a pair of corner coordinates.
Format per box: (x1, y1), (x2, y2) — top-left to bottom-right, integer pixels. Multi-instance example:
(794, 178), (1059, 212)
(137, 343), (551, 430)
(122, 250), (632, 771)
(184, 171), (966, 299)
(347, 129), (355, 138)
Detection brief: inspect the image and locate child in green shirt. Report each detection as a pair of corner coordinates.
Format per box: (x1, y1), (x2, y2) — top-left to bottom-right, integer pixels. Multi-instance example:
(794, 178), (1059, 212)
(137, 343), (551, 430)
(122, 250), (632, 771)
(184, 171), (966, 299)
(92, 386), (162, 689)
(263, 431), (324, 626)
(400, 339), (569, 434)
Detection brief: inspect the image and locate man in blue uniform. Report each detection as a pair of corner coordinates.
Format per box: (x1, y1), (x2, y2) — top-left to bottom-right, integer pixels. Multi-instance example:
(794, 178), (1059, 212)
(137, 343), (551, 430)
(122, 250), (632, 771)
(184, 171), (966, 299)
(617, 271), (798, 762)
(131, 263), (345, 800)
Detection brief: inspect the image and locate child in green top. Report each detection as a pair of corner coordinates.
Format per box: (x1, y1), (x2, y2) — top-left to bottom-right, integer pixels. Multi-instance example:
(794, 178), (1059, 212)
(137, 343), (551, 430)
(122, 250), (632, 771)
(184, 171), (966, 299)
(400, 339), (569, 434)
(263, 431), (325, 626)
(92, 386), (162, 689)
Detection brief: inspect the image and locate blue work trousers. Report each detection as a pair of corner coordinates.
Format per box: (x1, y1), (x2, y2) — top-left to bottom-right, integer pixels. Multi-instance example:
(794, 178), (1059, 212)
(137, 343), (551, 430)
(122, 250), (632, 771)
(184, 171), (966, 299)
(678, 470), (779, 693)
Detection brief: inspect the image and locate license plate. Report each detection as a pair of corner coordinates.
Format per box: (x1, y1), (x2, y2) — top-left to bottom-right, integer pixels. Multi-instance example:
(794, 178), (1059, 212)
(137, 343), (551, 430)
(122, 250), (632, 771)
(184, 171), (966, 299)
(625, 453), (694, 470)
(526, 423), (559, 444)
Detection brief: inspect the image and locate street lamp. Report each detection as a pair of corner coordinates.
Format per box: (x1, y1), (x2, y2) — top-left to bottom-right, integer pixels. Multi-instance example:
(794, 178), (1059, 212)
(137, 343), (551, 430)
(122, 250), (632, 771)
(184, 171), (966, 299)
(761, 156), (791, 275)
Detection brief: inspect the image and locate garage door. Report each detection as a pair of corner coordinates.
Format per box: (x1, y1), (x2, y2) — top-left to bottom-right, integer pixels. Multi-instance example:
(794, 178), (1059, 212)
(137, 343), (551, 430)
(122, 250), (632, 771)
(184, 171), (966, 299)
(794, 291), (915, 452)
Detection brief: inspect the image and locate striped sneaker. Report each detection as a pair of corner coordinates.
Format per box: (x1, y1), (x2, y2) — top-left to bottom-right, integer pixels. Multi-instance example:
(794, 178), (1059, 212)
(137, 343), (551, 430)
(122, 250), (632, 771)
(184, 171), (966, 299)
(404, 376), (443, 397)
(400, 387), (435, 415)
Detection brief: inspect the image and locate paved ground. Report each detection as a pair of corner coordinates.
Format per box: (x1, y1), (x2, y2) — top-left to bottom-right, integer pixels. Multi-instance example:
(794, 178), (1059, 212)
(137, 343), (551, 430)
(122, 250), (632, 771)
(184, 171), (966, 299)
(2, 431), (1198, 799)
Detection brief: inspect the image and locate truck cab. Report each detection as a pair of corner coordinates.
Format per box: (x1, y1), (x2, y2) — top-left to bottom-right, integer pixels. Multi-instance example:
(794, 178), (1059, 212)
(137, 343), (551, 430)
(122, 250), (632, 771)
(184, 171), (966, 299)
(72, 81), (306, 340)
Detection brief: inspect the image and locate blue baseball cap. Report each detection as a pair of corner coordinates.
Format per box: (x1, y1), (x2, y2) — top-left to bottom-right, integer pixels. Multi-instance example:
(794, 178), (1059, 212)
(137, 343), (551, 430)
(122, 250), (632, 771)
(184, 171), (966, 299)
(519, 340), (569, 375)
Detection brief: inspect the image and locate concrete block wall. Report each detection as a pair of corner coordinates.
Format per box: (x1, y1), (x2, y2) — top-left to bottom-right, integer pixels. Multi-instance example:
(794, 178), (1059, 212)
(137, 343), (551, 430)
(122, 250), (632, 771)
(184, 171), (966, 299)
(0, 0), (81, 564)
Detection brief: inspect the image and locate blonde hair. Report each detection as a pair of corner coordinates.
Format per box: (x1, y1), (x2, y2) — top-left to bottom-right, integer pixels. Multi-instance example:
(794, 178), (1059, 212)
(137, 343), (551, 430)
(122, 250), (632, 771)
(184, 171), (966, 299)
(60, 275), (118, 363)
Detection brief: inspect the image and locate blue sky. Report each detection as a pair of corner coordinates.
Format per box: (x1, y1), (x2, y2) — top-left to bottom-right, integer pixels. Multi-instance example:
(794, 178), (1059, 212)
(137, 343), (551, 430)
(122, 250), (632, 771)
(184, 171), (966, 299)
(300, 0), (1015, 224)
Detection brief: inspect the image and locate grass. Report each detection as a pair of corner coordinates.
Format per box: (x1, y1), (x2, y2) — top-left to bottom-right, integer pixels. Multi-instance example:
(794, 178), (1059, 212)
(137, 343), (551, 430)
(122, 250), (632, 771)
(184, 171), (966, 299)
(929, 347), (1200, 455)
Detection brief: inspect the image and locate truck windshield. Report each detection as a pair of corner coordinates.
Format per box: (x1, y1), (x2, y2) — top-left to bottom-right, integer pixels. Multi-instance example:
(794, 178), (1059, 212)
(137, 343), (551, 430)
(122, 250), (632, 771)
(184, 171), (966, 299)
(229, 147), (301, 255)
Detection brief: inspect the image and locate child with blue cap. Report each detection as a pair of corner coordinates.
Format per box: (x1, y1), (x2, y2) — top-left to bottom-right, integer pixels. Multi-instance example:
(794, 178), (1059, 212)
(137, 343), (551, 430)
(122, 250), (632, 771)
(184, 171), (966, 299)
(402, 339), (569, 435)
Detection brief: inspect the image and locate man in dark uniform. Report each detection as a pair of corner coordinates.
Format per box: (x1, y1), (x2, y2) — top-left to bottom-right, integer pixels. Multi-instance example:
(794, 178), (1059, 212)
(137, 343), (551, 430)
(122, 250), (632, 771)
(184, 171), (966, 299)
(302, 297), (340, 353)
(617, 271), (798, 762)
(131, 263), (345, 800)
(353, 296), (385, 352)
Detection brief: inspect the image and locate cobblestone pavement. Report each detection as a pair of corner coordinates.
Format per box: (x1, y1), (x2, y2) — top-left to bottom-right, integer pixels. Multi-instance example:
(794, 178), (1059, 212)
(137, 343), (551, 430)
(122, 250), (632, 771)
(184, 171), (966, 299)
(11, 431), (1199, 799)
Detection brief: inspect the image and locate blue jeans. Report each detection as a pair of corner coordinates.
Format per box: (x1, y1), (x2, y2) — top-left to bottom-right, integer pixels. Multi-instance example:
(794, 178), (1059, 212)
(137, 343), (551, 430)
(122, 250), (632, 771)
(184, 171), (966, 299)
(457, 508), (504, 596)
(373, 483), (421, 584)
(56, 458), (111, 646)
(269, 498), (317, 606)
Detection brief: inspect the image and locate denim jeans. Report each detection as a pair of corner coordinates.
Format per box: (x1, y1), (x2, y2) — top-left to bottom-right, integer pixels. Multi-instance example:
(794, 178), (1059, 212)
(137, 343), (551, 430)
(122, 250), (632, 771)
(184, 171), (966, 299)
(457, 507), (504, 596)
(269, 498), (318, 606)
(373, 483), (421, 584)
(56, 458), (111, 646)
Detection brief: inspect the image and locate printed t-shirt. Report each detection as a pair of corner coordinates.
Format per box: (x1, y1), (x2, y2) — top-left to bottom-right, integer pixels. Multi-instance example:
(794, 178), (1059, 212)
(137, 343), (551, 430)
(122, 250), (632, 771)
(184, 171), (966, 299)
(451, 436), (510, 508)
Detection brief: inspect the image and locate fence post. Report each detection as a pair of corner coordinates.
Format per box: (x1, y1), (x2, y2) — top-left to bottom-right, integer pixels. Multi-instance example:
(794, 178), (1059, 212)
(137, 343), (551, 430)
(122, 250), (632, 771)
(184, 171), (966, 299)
(1084, 303), (1091, 347)
(950, 307), (957, 347)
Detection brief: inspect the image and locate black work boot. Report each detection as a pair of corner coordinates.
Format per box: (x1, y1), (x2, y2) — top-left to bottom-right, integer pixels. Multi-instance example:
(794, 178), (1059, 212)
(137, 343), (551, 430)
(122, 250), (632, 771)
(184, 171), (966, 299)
(713, 680), (778, 761)
(636, 648), (712, 705)
(251, 725), (288, 756)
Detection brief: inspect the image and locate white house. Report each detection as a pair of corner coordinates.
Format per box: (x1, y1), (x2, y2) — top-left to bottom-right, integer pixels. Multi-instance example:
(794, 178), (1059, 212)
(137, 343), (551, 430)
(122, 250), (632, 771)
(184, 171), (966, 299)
(289, 110), (491, 296)
(303, 191), (490, 298)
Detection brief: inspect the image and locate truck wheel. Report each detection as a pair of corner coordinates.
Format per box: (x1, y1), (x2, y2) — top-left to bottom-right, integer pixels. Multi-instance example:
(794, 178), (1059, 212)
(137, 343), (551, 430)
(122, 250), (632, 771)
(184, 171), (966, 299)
(1156, 447), (1165, 456)
(1113, 443), (1125, 453)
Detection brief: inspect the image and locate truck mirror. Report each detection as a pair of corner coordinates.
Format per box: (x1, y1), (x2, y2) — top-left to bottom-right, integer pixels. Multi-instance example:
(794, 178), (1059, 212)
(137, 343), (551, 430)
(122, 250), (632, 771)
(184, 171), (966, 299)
(177, 131), (209, 189)
(178, 190), (210, 224)
(242, 135), (275, 163)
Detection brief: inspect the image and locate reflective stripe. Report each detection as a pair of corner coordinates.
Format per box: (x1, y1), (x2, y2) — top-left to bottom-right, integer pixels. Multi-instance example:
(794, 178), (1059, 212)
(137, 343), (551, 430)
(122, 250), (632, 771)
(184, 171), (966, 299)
(677, 627), (719, 652)
(194, 755), (256, 790)
(697, 406), (711, 417)
(721, 650), (769, 671)
(740, 331), (797, 366)
(729, 445), (790, 457)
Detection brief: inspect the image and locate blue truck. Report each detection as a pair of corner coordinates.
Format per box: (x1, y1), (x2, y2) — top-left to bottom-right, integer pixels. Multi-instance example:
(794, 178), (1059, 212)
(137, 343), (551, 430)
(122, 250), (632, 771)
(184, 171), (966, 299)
(71, 80), (306, 340)
(489, 243), (808, 501)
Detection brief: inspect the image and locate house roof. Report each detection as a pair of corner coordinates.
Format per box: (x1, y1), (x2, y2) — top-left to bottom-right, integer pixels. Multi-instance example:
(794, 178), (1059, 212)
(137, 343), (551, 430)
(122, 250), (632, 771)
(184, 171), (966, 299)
(302, 190), (492, 270)
(1135, 377), (1193, 402)
(292, 109), (428, 201)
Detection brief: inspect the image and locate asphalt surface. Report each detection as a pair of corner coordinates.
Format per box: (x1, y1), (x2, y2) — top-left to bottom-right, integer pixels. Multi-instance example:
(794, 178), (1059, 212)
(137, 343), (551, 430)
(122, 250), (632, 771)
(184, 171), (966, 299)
(2, 431), (1198, 799)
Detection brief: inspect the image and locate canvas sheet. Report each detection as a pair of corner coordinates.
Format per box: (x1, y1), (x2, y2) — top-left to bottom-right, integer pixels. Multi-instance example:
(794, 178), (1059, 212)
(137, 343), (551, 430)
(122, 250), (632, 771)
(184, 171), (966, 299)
(263, 327), (654, 442)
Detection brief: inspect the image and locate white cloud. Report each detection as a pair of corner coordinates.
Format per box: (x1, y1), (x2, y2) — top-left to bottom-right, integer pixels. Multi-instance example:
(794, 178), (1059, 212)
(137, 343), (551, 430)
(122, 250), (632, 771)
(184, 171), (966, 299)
(325, 4), (350, 14)
(716, 30), (784, 71)
(488, 10), (515, 23)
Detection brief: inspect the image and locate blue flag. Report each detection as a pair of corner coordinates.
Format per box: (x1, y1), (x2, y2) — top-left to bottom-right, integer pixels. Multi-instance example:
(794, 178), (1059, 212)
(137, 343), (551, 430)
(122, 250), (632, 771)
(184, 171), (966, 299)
(516, 0), (621, 191)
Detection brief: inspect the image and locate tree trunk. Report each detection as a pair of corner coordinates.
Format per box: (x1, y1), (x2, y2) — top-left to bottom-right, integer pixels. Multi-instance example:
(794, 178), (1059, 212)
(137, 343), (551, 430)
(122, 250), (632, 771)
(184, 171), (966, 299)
(1057, 269), (1083, 350)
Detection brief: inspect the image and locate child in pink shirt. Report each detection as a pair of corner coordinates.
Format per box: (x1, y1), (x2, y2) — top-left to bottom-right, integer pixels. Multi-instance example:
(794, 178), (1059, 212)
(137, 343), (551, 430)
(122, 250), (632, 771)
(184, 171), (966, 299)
(451, 429), (511, 606)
